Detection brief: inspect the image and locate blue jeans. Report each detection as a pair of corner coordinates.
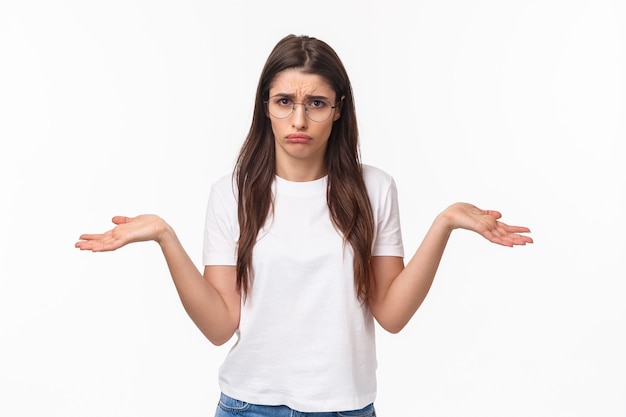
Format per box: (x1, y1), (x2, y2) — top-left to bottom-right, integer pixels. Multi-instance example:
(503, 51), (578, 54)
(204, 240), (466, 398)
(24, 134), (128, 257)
(215, 392), (377, 417)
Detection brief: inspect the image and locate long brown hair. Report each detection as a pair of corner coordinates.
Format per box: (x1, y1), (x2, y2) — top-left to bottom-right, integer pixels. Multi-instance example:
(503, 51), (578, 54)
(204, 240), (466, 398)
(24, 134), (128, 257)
(234, 34), (375, 302)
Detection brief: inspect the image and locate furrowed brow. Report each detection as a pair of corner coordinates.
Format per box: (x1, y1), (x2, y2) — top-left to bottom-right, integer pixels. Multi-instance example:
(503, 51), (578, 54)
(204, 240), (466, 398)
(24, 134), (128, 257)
(270, 93), (331, 100)
(305, 94), (331, 101)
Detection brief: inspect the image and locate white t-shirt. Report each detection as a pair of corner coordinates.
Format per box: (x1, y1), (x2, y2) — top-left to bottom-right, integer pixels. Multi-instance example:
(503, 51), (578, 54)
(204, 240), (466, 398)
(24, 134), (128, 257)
(203, 164), (404, 412)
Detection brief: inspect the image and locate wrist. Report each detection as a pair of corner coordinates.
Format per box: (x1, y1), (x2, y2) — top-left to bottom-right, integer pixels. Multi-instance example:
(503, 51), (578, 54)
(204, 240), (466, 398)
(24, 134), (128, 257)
(436, 205), (457, 233)
(155, 218), (175, 246)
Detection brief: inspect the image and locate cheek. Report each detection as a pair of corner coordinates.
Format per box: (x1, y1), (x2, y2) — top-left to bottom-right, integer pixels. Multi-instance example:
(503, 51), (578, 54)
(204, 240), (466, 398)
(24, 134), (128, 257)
(320, 124), (334, 142)
(269, 118), (284, 138)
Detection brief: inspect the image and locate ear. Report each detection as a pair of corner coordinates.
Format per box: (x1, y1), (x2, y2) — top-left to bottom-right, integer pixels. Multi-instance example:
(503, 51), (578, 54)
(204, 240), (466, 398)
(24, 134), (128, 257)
(333, 95), (345, 121)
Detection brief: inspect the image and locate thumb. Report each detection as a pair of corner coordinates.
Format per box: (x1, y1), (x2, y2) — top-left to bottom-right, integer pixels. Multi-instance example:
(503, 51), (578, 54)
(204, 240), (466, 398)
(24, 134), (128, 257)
(484, 210), (502, 220)
(112, 215), (133, 225)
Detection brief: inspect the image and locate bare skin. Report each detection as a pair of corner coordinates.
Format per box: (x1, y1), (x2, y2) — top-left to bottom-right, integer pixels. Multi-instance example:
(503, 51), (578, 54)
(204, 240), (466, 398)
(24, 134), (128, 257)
(268, 69), (340, 181)
(76, 214), (240, 346)
(368, 203), (532, 333)
(75, 70), (532, 344)
(75, 203), (532, 342)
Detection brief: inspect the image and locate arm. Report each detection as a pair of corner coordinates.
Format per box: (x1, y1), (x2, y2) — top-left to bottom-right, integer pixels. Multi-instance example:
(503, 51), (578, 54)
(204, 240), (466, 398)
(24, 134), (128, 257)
(75, 215), (240, 346)
(368, 202), (532, 334)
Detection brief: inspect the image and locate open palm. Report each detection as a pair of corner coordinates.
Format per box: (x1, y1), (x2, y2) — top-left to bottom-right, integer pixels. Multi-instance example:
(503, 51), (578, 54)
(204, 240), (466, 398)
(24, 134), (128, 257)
(446, 202), (533, 247)
(75, 214), (165, 252)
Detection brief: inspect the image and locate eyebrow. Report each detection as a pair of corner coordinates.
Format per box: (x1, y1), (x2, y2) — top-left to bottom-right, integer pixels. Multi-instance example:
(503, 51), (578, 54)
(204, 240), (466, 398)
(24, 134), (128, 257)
(270, 93), (331, 101)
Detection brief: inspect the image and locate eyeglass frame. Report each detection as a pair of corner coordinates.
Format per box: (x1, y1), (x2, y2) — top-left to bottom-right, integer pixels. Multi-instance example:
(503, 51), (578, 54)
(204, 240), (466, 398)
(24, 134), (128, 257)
(263, 95), (339, 122)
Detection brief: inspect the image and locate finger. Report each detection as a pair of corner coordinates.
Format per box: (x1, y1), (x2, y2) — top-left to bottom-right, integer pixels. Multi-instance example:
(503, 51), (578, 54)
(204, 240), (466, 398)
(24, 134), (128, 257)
(112, 216), (132, 225)
(492, 220), (531, 234)
(77, 233), (105, 240)
(75, 240), (102, 251)
(515, 235), (533, 244)
(505, 225), (531, 233)
(495, 225), (532, 244)
(499, 232), (533, 246)
(487, 227), (530, 247)
(483, 223), (533, 246)
(492, 237), (514, 247)
(482, 229), (512, 247)
(78, 239), (122, 252)
(484, 210), (502, 219)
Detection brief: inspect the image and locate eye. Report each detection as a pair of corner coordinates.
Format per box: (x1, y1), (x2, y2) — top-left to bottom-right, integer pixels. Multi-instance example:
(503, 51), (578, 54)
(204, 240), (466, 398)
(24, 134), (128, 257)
(275, 97), (292, 107)
(308, 99), (328, 108)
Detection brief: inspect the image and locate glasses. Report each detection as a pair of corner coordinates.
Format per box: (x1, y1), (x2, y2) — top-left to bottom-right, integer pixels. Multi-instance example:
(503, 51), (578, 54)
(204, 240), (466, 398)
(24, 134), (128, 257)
(264, 95), (337, 122)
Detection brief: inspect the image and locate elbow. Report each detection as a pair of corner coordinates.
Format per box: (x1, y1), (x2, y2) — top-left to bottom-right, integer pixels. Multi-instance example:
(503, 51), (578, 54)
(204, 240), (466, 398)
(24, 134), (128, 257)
(375, 315), (409, 334)
(206, 331), (235, 346)
(199, 323), (237, 346)
(370, 298), (422, 334)
(380, 322), (407, 335)
(209, 337), (230, 347)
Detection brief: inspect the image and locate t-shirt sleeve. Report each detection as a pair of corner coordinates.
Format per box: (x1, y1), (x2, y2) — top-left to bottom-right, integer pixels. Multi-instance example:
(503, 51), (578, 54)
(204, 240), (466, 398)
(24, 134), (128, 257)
(202, 176), (238, 266)
(371, 173), (405, 258)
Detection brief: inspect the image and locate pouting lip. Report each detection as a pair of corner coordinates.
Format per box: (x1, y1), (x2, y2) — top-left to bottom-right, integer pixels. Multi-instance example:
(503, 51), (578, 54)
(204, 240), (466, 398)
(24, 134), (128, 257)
(285, 133), (312, 142)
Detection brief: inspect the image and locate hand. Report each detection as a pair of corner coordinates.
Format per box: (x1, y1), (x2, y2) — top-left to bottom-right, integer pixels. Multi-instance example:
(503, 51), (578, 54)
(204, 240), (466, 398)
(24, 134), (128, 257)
(442, 203), (533, 247)
(75, 214), (167, 252)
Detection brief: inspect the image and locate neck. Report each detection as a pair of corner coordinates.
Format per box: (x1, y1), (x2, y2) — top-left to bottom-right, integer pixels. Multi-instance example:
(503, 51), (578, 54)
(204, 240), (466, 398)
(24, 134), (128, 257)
(275, 160), (326, 182)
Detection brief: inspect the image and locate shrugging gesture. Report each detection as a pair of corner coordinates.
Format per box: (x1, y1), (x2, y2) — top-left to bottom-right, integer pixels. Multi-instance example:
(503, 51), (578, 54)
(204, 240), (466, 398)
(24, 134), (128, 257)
(75, 34), (533, 415)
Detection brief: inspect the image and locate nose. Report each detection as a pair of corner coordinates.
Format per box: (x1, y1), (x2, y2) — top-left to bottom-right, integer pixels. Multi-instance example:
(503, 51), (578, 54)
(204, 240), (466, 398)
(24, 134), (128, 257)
(291, 103), (308, 128)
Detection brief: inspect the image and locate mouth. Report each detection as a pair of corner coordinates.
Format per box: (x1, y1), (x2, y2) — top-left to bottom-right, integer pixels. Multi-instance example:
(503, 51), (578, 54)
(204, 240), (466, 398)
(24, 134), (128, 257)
(285, 133), (312, 143)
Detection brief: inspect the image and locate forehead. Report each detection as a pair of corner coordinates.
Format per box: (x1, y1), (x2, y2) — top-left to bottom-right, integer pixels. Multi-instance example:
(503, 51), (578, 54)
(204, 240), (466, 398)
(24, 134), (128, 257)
(269, 68), (335, 98)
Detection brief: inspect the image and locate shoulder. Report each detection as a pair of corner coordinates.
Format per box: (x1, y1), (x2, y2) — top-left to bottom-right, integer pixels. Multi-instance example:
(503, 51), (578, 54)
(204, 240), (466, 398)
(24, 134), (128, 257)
(362, 165), (402, 226)
(362, 164), (396, 190)
(209, 172), (238, 203)
(212, 172), (235, 188)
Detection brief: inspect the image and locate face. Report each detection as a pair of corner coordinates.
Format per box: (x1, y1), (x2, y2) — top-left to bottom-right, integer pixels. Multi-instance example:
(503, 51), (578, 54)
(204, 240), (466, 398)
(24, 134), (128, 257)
(267, 68), (341, 180)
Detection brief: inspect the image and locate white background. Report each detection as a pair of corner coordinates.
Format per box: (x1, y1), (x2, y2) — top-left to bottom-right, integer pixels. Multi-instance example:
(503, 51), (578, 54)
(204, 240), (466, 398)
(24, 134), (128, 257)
(1, 1), (625, 416)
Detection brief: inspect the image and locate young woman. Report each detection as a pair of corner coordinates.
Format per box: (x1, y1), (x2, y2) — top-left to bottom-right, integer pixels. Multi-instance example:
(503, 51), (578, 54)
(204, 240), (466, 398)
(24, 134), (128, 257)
(75, 34), (532, 416)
